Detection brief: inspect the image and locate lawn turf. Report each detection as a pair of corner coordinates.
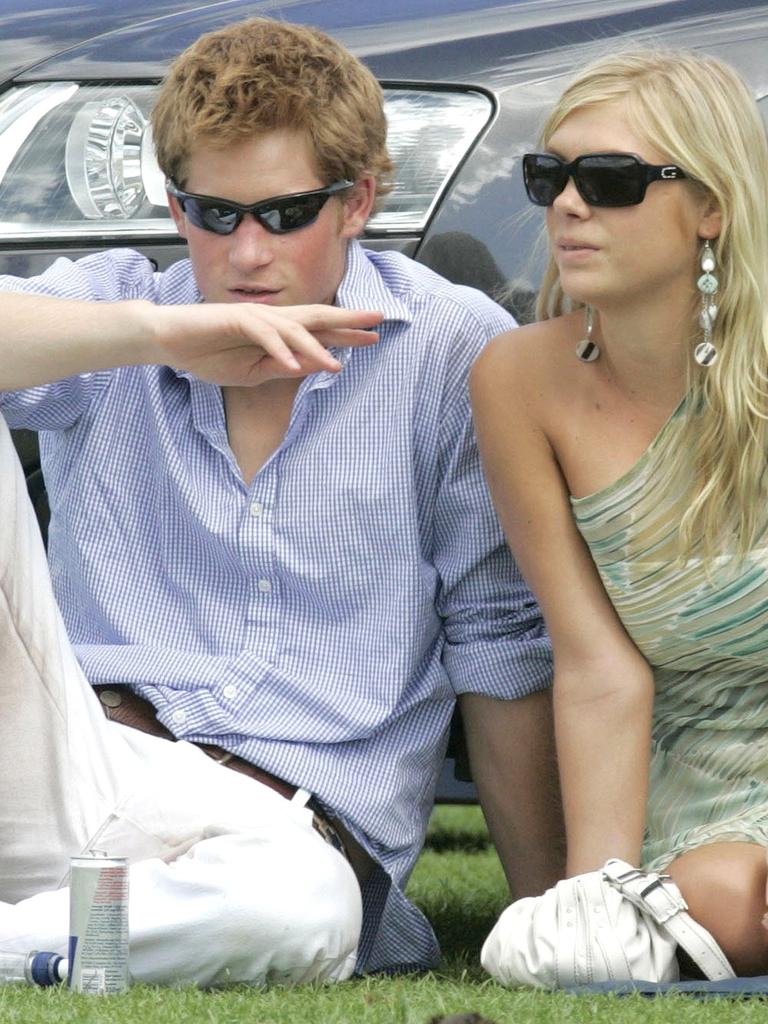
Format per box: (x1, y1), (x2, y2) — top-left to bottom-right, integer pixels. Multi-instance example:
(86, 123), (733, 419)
(1, 805), (765, 1023)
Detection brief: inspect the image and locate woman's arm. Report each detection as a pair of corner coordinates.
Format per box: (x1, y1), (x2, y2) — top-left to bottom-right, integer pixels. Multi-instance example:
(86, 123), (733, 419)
(470, 330), (655, 875)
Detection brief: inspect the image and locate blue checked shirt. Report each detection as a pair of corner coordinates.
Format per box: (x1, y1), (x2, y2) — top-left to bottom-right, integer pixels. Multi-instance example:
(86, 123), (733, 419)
(0, 241), (552, 973)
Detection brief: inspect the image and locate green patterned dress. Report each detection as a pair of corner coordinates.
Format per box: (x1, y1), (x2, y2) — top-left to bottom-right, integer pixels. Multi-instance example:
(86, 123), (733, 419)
(571, 403), (768, 869)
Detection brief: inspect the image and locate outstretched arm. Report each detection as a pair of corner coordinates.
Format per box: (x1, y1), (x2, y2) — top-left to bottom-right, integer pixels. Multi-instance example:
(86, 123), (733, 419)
(0, 291), (382, 391)
(471, 329), (654, 875)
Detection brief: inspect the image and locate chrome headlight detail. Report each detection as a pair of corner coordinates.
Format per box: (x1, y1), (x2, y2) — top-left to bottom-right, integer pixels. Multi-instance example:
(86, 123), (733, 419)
(0, 84), (163, 240)
(65, 96), (149, 219)
(0, 83), (492, 242)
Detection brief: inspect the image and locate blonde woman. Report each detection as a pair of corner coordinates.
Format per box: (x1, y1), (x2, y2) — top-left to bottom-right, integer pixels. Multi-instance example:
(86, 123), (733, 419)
(472, 50), (768, 975)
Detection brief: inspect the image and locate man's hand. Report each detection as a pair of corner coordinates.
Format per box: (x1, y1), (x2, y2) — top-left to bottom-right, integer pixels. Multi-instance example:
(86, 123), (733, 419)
(150, 302), (383, 386)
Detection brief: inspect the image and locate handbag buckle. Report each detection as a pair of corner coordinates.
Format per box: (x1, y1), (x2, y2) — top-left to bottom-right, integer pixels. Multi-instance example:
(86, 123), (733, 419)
(603, 860), (689, 923)
(637, 875), (688, 922)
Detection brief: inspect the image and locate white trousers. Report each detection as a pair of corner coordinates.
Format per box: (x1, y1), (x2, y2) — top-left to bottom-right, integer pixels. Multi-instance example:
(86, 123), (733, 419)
(0, 416), (362, 987)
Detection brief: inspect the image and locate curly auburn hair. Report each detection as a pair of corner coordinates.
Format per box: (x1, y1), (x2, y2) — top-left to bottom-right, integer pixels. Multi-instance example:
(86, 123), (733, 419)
(151, 18), (393, 204)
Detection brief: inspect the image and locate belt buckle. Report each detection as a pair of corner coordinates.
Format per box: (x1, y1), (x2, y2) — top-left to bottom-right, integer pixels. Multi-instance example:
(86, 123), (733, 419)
(311, 813), (348, 860)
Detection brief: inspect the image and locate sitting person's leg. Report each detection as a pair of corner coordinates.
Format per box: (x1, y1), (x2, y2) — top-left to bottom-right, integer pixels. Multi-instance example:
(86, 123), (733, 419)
(2, 803), (362, 986)
(0, 411), (126, 898)
(666, 842), (768, 976)
(0, 415), (361, 985)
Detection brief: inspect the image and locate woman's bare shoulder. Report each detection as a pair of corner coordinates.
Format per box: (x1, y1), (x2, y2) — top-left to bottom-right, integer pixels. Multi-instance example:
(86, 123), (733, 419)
(472, 311), (582, 394)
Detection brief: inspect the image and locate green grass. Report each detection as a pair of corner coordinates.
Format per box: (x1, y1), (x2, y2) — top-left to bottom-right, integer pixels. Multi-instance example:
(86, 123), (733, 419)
(1, 806), (764, 1022)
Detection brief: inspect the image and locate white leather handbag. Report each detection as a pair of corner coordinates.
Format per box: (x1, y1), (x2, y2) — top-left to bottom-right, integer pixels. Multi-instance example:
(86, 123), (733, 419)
(481, 859), (736, 988)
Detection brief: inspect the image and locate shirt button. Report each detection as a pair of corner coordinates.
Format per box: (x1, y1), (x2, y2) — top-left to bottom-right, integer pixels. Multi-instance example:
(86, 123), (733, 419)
(223, 684), (237, 700)
(257, 578), (272, 593)
(249, 501), (264, 517)
(172, 710), (187, 725)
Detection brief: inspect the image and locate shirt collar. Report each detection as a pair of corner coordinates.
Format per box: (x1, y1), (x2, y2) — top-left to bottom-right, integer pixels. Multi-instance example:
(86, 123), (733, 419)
(336, 239), (412, 327)
(308, 240), (411, 379)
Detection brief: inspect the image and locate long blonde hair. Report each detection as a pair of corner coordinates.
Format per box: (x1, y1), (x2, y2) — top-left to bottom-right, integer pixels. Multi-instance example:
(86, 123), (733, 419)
(537, 50), (768, 563)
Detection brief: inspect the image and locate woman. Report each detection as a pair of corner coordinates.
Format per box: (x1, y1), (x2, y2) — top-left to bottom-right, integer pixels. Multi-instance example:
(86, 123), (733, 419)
(471, 49), (768, 975)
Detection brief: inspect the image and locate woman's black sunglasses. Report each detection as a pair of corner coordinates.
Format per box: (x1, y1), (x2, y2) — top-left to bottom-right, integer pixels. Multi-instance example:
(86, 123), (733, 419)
(522, 152), (688, 208)
(166, 179), (354, 236)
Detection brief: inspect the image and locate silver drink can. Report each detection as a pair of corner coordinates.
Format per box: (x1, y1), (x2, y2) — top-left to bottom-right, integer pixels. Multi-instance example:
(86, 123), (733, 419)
(68, 853), (129, 994)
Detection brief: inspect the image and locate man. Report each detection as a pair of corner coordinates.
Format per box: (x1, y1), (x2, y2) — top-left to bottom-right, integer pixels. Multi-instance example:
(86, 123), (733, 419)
(0, 18), (559, 986)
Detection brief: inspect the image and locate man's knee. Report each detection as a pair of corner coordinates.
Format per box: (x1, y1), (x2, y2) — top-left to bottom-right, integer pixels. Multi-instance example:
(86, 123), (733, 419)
(134, 827), (364, 987)
(250, 833), (363, 984)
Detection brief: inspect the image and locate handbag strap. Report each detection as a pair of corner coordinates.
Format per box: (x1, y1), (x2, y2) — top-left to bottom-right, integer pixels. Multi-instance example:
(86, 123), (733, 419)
(602, 859), (736, 981)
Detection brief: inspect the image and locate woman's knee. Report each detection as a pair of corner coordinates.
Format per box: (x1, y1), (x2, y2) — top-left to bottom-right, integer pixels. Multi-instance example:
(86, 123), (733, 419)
(666, 842), (768, 976)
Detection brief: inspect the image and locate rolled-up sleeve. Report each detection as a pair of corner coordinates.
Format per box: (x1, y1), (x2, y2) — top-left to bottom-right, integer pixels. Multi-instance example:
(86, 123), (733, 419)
(433, 318), (552, 699)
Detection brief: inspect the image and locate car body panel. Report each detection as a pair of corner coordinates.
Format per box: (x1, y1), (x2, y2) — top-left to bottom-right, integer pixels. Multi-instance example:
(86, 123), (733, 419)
(7, 0), (766, 84)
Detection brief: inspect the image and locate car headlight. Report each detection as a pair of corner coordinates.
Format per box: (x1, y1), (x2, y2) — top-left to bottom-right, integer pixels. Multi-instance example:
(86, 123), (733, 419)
(0, 83), (492, 242)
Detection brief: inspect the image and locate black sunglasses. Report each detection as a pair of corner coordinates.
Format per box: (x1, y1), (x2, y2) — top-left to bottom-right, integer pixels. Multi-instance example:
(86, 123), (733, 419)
(166, 179), (354, 235)
(522, 152), (688, 208)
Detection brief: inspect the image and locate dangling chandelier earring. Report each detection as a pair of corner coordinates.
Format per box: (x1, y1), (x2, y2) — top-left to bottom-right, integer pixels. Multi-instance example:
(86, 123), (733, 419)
(694, 240), (718, 367)
(575, 306), (599, 362)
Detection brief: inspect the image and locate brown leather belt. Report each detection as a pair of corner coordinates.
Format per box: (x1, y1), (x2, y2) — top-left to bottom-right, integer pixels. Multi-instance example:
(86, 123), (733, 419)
(93, 685), (374, 884)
